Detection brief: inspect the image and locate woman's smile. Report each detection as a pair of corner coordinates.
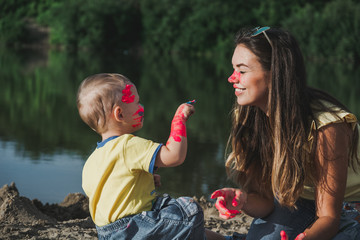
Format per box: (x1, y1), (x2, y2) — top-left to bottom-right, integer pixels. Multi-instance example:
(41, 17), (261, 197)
(234, 84), (246, 96)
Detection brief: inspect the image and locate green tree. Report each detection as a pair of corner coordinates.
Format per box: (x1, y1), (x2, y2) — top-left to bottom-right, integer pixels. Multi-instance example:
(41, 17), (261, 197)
(140, 0), (261, 54)
(283, 0), (360, 62)
(0, 0), (30, 46)
(37, 0), (141, 52)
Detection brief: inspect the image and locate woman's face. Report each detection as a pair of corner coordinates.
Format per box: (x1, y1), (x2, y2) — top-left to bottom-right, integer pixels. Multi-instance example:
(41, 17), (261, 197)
(229, 44), (271, 113)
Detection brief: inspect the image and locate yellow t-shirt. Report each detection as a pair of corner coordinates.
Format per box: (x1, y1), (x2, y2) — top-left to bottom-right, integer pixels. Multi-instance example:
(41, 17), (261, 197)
(82, 134), (161, 226)
(301, 102), (360, 201)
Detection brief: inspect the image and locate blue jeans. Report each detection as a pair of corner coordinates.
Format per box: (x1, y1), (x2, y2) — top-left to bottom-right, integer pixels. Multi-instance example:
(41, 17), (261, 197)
(246, 198), (316, 240)
(227, 199), (360, 240)
(333, 202), (360, 240)
(95, 194), (206, 240)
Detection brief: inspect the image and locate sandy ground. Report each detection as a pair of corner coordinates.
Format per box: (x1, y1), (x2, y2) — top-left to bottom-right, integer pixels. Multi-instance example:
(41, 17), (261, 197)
(0, 183), (252, 239)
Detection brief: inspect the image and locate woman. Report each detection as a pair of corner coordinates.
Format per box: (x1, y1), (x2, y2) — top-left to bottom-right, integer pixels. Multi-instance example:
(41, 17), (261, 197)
(211, 27), (360, 240)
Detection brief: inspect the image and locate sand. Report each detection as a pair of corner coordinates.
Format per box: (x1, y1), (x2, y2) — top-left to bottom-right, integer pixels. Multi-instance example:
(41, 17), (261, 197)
(0, 183), (252, 239)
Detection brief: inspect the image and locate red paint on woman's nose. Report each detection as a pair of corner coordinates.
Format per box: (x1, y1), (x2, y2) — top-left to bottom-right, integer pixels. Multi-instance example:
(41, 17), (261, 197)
(228, 70), (241, 83)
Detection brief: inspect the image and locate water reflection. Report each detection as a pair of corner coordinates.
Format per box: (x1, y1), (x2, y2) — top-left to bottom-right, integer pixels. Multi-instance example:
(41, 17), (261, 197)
(0, 47), (359, 203)
(0, 139), (85, 203)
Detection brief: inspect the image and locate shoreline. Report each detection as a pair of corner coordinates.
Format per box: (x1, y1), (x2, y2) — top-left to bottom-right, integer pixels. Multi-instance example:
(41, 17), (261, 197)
(0, 183), (252, 239)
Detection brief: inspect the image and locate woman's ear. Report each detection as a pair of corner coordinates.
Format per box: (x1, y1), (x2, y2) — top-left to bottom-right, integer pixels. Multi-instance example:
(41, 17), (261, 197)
(113, 106), (124, 122)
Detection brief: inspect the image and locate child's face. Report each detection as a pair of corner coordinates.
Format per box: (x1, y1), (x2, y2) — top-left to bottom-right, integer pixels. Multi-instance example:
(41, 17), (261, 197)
(121, 84), (144, 132)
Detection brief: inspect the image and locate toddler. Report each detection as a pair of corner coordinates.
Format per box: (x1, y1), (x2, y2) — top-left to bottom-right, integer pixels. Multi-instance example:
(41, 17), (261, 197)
(77, 73), (207, 239)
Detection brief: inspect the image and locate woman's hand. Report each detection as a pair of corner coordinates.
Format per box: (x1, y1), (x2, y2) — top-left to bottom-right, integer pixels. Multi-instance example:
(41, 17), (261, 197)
(210, 188), (247, 219)
(280, 230), (306, 240)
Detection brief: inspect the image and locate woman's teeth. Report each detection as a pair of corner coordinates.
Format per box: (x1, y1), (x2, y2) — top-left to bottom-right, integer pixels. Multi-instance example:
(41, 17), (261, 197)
(235, 88), (245, 92)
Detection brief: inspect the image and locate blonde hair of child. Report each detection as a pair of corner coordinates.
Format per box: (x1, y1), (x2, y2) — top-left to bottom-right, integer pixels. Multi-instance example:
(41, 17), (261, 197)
(77, 73), (132, 134)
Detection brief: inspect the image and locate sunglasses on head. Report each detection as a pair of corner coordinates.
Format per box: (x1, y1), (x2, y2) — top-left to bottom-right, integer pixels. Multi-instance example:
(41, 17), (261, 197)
(252, 26), (272, 48)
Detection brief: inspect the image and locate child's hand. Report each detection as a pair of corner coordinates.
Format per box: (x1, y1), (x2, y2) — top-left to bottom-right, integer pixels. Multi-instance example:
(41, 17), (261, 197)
(157, 99), (196, 167)
(210, 188), (246, 219)
(154, 174), (161, 188)
(167, 102), (195, 143)
(280, 230), (306, 240)
(175, 102), (195, 122)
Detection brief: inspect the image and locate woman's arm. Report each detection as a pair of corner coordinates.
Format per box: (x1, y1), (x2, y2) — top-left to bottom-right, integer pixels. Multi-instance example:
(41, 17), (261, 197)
(241, 191), (274, 218)
(303, 122), (352, 240)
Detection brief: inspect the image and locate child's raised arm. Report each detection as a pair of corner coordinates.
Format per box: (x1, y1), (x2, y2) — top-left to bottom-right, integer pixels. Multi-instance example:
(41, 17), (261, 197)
(155, 101), (195, 167)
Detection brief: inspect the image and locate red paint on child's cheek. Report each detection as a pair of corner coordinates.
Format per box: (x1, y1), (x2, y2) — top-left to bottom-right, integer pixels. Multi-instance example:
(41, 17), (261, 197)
(132, 105), (144, 128)
(122, 84), (135, 103)
(228, 70), (241, 83)
(132, 105), (144, 117)
(167, 105), (187, 143)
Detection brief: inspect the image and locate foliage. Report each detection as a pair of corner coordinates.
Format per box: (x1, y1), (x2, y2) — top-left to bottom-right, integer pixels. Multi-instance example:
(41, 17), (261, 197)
(283, 0), (360, 62)
(0, 0), (30, 46)
(1, 0), (359, 61)
(139, 0), (360, 62)
(253, 0), (298, 26)
(36, 0), (141, 52)
(140, 0), (258, 53)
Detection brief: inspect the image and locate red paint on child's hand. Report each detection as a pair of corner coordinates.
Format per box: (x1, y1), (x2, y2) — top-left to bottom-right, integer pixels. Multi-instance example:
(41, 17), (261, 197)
(228, 70), (241, 83)
(168, 105), (187, 143)
(122, 84), (135, 103)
